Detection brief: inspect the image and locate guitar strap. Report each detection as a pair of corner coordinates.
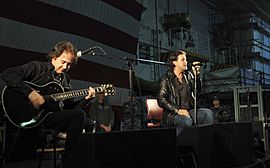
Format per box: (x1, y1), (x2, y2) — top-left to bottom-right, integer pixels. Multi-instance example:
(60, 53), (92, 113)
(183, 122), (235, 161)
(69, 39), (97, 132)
(51, 70), (71, 91)
(62, 73), (71, 91)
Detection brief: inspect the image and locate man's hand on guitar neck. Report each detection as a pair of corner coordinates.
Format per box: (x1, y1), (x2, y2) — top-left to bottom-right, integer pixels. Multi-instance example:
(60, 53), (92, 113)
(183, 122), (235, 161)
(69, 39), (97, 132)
(85, 87), (95, 100)
(28, 90), (45, 109)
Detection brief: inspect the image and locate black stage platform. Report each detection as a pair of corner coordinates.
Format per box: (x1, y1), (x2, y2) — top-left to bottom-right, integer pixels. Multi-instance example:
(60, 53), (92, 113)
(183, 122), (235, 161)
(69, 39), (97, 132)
(64, 122), (255, 168)
(2, 122), (259, 168)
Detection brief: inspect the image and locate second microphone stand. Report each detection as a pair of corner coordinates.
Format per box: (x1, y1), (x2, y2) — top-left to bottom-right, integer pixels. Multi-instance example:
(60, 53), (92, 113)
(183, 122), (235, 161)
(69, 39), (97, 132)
(194, 69), (198, 124)
(127, 61), (135, 129)
(124, 57), (167, 129)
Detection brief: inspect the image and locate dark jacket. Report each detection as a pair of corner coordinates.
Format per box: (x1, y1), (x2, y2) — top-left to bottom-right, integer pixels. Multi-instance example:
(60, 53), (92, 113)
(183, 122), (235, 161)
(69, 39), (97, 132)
(87, 99), (115, 129)
(157, 70), (201, 122)
(0, 61), (88, 109)
(1, 61), (61, 97)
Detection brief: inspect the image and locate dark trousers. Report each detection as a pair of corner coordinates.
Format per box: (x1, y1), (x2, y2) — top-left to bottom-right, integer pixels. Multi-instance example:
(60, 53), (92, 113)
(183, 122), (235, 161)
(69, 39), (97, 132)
(42, 108), (85, 159)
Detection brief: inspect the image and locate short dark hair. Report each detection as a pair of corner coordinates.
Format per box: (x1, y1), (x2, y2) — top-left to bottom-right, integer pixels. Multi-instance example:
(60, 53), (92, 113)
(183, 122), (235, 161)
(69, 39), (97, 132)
(212, 95), (220, 101)
(167, 50), (186, 70)
(47, 41), (78, 65)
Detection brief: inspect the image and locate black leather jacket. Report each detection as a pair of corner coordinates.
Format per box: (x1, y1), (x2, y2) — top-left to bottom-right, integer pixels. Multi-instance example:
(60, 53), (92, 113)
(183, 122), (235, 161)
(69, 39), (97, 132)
(157, 70), (201, 122)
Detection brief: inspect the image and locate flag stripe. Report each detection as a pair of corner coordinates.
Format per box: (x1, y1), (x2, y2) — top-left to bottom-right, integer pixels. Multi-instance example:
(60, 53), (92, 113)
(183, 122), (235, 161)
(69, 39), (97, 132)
(0, 0), (137, 54)
(101, 0), (145, 20)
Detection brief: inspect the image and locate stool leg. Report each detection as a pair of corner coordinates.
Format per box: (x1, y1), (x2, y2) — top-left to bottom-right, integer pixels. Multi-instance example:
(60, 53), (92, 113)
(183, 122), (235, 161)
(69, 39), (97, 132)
(38, 146), (45, 168)
(53, 139), (56, 168)
(191, 153), (198, 168)
(179, 152), (198, 168)
(5, 128), (20, 165)
(0, 121), (6, 167)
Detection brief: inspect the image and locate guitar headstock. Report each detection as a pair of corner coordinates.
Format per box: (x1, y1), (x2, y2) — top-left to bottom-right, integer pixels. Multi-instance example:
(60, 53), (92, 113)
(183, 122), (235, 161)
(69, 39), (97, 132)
(96, 84), (115, 96)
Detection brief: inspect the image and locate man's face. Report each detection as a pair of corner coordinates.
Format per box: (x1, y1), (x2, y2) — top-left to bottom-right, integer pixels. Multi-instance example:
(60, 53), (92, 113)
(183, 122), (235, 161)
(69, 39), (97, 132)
(173, 53), (188, 71)
(213, 99), (220, 107)
(97, 92), (105, 102)
(51, 51), (75, 74)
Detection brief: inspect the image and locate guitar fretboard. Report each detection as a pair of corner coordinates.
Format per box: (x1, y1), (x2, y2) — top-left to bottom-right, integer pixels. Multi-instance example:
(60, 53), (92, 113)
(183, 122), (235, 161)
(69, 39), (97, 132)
(52, 88), (89, 101)
(50, 86), (113, 101)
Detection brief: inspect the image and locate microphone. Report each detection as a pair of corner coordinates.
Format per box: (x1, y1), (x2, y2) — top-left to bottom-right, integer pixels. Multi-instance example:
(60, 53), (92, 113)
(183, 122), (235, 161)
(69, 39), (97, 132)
(77, 47), (96, 57)
(190, 62), (205, 66)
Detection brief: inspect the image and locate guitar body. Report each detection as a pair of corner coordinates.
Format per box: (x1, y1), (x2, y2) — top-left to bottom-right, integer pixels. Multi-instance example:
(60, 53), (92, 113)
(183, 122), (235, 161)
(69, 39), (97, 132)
(1, 81), (65, 129)
(1, 81), (115, 129)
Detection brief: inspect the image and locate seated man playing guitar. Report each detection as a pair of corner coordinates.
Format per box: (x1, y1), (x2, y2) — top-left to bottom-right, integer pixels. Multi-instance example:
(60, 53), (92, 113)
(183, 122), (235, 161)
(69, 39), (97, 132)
(0, 41), (96, 167)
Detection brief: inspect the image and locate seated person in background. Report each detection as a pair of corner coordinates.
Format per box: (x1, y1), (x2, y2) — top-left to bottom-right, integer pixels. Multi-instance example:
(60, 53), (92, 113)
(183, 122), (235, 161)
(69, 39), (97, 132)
(122, 93), (146, 130)
(87, 92), (114, 133)
(210, 95), (231, 123)
(158, 50), (213, 127)
(190, 98), (213, 125)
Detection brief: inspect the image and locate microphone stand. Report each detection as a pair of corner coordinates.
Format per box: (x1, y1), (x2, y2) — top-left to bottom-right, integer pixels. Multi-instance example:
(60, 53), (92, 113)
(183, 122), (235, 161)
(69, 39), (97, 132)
(194, 70), (197, 124)
(193, 66), (202, 125)
(121, 57), (168, 129)
(127, 61), (134, 129)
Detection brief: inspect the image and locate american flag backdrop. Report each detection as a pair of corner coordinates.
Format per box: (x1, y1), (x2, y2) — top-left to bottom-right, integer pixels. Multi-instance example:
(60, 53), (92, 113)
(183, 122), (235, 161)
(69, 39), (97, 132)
(0, 0), (145, 105)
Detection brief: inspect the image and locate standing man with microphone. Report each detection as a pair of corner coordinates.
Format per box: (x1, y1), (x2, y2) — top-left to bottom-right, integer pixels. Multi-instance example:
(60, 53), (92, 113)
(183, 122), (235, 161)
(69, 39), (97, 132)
(157, 50), (213, 127)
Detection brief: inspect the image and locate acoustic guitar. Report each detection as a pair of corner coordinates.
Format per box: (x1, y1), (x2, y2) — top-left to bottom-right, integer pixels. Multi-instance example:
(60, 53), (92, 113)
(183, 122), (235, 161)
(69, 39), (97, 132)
(1, 81), (115, 129)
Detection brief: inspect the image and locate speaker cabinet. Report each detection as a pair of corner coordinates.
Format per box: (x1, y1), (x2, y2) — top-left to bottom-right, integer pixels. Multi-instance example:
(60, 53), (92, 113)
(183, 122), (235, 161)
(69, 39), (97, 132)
(177, 124), (213, 168)
(177, 122), (254, 168)
(212, 122), (254, 167)
(65, 128), (178, 168)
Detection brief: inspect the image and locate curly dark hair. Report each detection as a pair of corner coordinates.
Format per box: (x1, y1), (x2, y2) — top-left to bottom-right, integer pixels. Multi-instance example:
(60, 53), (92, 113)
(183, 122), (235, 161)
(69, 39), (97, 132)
(47, 41), (78, 65)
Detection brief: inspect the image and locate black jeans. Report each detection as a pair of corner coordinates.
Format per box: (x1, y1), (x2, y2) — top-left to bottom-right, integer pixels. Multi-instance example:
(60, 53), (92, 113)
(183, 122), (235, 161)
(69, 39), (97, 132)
(42, 108), (85, 159)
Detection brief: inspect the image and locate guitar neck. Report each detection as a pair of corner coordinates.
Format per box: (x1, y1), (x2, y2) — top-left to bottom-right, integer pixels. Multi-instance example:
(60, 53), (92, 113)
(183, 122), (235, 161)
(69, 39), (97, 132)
(50, 87), (102, 101)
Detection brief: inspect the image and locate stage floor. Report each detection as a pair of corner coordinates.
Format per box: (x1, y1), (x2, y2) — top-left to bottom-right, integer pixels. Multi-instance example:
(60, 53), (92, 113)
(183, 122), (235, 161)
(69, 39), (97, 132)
(2, 122), (269, 168)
